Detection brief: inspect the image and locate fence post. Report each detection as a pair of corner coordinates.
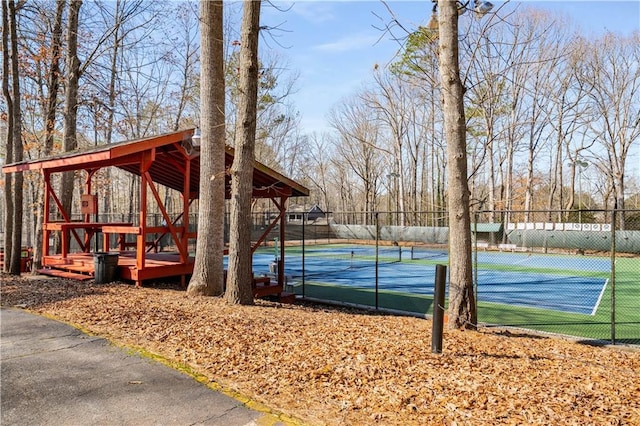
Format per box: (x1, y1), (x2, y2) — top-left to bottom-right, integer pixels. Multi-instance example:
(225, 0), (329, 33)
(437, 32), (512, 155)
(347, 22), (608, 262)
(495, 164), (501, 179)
(432, 264), (447, 354)
(302, 212), (306, 299)
(610, 208), (616, 344)
(375, 211), (379, 310)
(473, 212), (479, 311)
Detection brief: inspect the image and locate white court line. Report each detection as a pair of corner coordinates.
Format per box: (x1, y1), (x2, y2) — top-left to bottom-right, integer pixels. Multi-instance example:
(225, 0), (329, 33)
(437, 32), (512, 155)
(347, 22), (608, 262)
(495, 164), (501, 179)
(592, 278), (609, 316)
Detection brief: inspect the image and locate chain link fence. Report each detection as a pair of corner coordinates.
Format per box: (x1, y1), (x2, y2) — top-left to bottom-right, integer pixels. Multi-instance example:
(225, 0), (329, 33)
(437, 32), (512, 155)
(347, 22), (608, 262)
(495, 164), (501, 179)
(258, 209), (638, 346)
(27, 208), (639, 345)
(472, 209), (639, 345)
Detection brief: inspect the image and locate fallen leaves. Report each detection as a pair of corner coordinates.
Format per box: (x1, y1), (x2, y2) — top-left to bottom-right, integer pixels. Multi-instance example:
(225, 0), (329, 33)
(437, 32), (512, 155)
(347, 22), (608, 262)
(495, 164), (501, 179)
(1, 276), (638, 425)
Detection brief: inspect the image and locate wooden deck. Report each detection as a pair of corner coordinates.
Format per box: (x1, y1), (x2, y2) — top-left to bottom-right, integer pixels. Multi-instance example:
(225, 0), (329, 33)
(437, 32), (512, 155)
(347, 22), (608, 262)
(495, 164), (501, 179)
(39, 251), (295, 302)
(41, 251), (195, 284)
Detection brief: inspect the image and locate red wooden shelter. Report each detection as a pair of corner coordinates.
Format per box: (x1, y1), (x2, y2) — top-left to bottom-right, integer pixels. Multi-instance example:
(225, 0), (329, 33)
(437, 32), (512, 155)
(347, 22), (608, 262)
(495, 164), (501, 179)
(2, 129), (309, 295)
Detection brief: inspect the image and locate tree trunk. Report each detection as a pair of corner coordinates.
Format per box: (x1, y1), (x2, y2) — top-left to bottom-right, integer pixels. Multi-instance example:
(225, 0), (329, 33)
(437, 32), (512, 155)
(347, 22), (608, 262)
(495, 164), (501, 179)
(33, 0), (65, 272)
(226, 0), (261, 305)
(186, 0), (225, 296)
(60, 0), (82, 223)
(437, 0), (476, 330)
(7, 0), (24, 275)
(2, 0), (15, 273)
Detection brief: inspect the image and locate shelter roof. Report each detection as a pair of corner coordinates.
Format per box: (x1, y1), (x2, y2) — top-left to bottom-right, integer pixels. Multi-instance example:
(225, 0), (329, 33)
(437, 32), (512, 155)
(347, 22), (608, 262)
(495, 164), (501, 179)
(2, 129), (309, 199)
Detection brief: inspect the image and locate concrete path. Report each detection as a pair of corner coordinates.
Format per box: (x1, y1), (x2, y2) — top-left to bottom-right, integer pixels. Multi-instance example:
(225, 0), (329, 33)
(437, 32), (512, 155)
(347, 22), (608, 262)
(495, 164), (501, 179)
(1, 307), (281, 425)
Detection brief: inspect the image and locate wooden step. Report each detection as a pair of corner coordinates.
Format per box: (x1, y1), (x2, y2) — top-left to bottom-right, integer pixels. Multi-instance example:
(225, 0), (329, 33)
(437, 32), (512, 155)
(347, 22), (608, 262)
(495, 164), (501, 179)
(57, 263), (95, 273)
(37, 268), (93, 281)
(253, 276), (271, 285)
(253, 282), (283, 298)
(277, 292), (297, 304)
(44, 256), (94, 268)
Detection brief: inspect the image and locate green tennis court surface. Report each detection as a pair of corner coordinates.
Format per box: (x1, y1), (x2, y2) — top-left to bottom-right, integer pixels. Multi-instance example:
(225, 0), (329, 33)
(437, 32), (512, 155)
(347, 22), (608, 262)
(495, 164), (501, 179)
(251, 244), (638, 343)
(253, 245), (609, 315)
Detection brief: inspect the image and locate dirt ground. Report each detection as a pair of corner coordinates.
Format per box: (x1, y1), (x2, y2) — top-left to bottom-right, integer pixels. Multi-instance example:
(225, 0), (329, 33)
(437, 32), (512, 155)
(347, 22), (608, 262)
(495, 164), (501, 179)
(1, 275), (638, 425)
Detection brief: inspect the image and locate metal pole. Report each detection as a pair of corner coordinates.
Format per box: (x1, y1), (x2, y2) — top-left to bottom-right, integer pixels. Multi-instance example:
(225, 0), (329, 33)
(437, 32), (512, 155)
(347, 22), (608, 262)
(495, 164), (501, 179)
(576, 160), (588, 224)
(610, 208), (616, 344)
(375, 212), (379, 310)
(302, 212), (306, 298)
(432, 264), (447, 354)
(473, 213), (478, 308)
(279, 201), (287, 289)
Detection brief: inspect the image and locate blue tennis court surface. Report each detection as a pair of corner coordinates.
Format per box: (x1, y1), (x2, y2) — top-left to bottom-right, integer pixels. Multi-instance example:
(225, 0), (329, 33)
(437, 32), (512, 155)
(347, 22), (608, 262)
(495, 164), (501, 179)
(250, 245), (610, 315)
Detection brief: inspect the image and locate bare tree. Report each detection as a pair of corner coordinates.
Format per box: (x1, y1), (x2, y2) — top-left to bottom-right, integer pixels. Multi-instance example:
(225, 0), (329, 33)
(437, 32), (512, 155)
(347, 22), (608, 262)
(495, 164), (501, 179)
(438, 0), (475, 329)
(302, 132), (335, 212)
(4, 0), (25, 274)
(541, 37), (589, 217)
(366, 70), (409, 225)
(225, 0), (261, 305)
(226, 48), (302, 174)
(166, 2), (200, 132)
(328, 93), (384, 221)
(518, 13), (559, 219)
(580, 32), (640, 220)
(2, 0), (16, 273)
(59, 0), (82, 223)
(30, 0), (65, 272)
(186, 0), (225, 297)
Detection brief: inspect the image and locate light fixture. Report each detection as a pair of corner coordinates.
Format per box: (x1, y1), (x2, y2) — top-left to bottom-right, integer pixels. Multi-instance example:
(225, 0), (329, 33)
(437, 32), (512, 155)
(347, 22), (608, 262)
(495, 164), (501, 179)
(192, 127), (201, 147)
(428, 0), (491, 30)
(474, 1), (493, 17)
(428, 1), (468, 34)
(181, 127), (201, 156)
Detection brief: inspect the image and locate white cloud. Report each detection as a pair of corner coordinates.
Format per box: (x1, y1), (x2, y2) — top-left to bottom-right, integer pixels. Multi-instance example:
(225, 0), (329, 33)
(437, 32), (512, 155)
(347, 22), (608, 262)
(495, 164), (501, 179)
(287, 2), (337, 24)
(313, 33), (380, 53)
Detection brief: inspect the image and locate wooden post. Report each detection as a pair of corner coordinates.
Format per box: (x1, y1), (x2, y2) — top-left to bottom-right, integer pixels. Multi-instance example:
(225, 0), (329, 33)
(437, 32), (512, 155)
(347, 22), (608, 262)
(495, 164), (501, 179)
(278, 196), (288, 287)
(432, 264), (447, 354)
(137, 151), (153, 278)
(182, 156), (191, 263)
(43, 170), (51, 258)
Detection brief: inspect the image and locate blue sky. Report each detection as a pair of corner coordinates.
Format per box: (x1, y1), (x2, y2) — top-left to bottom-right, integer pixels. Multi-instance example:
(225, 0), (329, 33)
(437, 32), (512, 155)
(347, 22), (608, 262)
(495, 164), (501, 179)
(262, 1), (640, 135)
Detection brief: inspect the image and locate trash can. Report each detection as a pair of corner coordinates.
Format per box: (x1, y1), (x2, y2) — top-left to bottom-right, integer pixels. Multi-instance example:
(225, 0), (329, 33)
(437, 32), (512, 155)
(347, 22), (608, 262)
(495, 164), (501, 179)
(94, 252), (119, 283)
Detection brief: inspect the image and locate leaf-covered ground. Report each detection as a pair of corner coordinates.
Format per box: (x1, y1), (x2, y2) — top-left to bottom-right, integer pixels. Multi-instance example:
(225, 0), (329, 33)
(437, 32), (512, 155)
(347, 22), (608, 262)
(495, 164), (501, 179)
(1, 275), (638, 425)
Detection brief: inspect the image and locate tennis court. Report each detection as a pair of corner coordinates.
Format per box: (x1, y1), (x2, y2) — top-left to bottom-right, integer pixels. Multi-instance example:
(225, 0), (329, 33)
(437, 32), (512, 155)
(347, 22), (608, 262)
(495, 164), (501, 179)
(251, 244), (610, 316)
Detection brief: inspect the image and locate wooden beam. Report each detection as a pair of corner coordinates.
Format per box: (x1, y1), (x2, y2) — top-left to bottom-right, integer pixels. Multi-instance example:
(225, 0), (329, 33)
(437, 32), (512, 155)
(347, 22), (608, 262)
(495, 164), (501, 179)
(279, 196), (288, 287)
(252, 202), (286, 253)
(83, 168), (98, 233)
(43, 170), (51, 258)
(161, 150), (187, 174)
(2, 151), (110, 173)
(111, 130), (191, 157)
(181, 156), (192, 263)
(143, 170), (187, 260)
(136, 151), (154, 276)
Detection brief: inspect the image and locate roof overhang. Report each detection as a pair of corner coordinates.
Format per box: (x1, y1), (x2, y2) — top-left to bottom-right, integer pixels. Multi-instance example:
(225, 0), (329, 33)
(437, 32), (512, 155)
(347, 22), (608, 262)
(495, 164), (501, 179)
(3, 129), (310, 199)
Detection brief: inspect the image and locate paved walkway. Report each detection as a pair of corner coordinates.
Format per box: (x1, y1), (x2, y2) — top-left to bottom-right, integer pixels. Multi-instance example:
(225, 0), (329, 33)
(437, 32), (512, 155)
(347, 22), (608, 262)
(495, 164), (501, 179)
(1, 307), (283, 425)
